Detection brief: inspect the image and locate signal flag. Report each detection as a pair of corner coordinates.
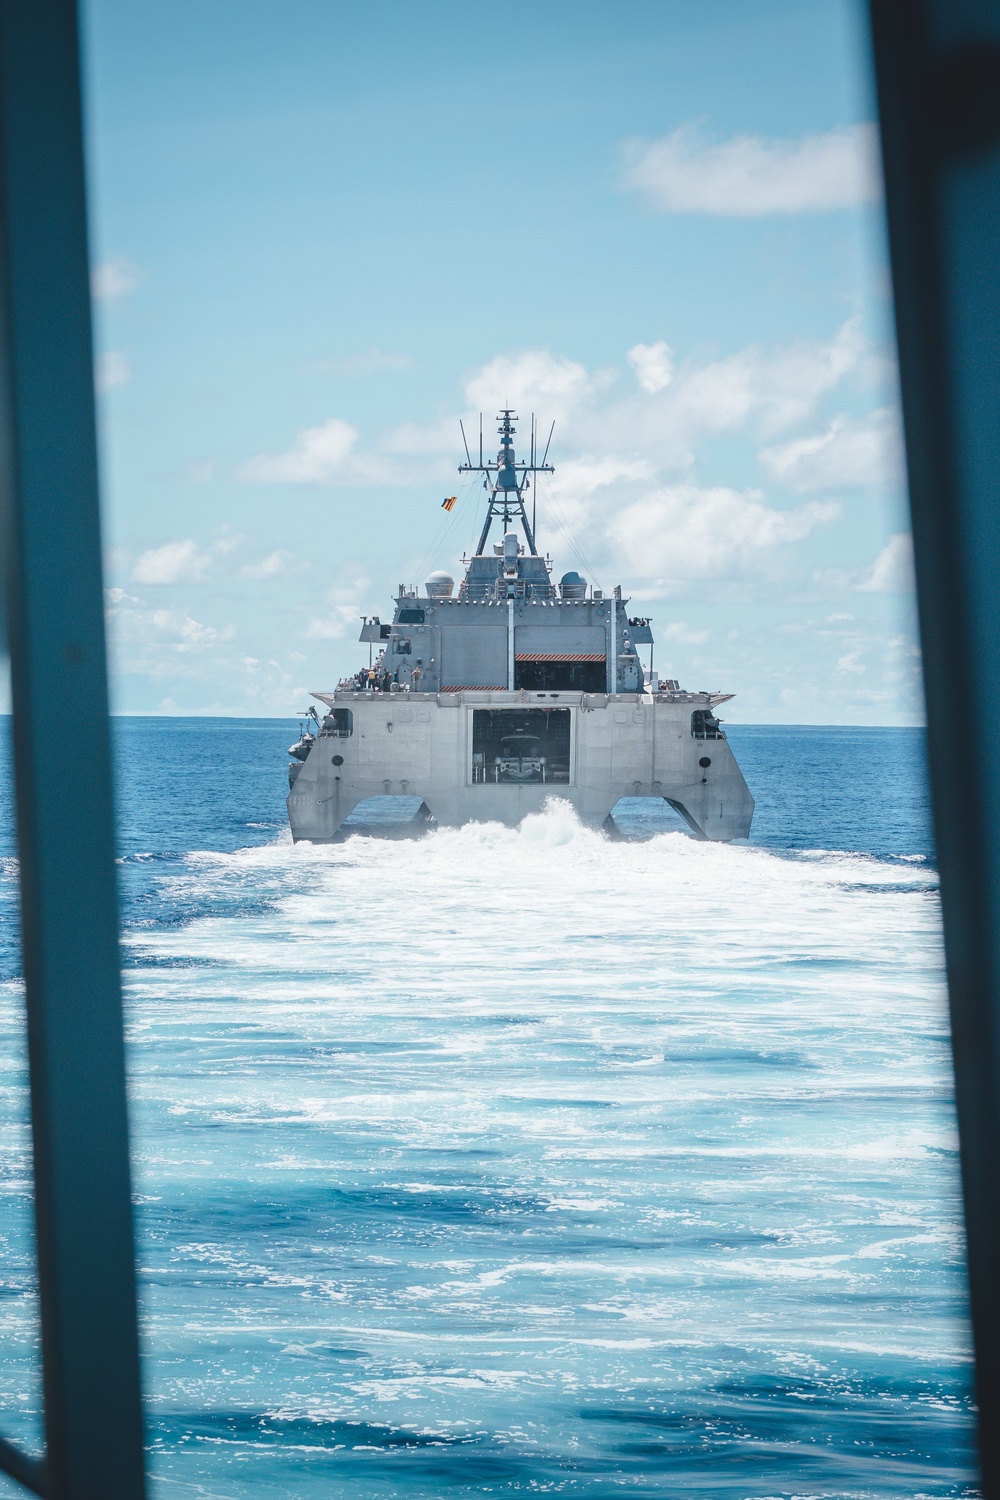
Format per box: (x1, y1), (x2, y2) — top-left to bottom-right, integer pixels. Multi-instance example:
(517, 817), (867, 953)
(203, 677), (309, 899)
(441, 495), (457, 511)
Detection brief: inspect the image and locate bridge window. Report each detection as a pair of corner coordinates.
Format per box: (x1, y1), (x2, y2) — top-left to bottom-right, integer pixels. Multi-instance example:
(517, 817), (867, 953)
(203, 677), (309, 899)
(397, 608), (425, 625)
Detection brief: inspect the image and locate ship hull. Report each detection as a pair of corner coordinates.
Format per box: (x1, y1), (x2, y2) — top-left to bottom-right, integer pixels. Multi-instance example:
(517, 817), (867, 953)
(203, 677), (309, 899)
(287, 689), (754, 842)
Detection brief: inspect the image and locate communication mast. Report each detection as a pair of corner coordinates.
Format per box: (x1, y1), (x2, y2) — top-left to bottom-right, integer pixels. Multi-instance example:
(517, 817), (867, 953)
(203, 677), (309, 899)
(459, 409), (554, 557)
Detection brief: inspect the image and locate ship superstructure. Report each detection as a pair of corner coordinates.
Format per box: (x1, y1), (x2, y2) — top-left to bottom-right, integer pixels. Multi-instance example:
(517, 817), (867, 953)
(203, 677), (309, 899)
(287, 411), (754, 840)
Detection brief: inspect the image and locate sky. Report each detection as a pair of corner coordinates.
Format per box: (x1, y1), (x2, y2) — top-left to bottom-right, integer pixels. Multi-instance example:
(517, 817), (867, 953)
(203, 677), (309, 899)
(81, 0), (918, 723)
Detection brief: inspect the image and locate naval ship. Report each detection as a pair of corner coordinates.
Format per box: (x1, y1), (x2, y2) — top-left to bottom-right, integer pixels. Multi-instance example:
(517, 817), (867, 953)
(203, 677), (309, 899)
(286, 411), (754, 841)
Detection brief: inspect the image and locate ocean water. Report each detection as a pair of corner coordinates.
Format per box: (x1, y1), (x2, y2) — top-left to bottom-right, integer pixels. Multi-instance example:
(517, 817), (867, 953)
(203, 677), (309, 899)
(0, 720), (979, 1497)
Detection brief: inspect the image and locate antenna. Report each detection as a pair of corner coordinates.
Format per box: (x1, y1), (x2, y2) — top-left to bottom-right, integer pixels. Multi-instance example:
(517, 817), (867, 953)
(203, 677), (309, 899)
(457, 408), (554, 557)
(459, 420), (472, 467)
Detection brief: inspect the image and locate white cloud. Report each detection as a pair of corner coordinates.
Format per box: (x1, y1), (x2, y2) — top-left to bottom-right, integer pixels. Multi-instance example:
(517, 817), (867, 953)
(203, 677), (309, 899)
(147, 610), (218, 651)
(614, 483), (839, 583)
(836, 651), (866, 674)
(856, 532), (915, 594)
(241, 416), (356, 484)
(91, 256), (143, 300)
(660, 620), (710, 645)
(303, 570), (371, 641)
(758, 407), (903, 491)
(628, 340), (674, 394)
(303, 610), (358, 641)
(132, 539), (213, 586)
(238, 322), (871, 503)
(228, 324), (892, 628)
(95, 350), (130, 392)
(104, 594), (231, 666)
(587, 321), (868, 476)
(464, 349), (606, 427)
(239, 417), (396, 486)
(623, 122), (880, 216)
(662, 320), (866, 446)
(242, 550), (287, 579)
(212, 528), (244, 556)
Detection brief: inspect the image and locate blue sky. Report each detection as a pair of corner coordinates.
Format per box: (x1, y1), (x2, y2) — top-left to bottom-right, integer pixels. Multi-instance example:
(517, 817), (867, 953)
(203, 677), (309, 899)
(82, 0), (917, 722)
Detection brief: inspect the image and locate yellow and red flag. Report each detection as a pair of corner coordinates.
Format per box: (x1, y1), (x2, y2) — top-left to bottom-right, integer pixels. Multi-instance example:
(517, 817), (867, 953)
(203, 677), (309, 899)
(441, 495), (457, 511)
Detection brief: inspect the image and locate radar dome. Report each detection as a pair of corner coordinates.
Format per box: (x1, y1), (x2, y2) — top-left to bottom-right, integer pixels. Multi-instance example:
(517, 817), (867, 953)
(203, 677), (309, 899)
(559, 570), (587, 600)
(426, 570), (455, 598)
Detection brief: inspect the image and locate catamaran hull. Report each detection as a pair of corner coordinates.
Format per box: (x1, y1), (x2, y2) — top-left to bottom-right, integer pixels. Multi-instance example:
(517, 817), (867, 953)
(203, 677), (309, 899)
(287, 689), (754, 842)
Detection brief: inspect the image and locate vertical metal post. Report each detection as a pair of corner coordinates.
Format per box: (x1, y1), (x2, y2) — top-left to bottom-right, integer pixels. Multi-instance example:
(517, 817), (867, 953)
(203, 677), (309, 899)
(507, 598), (515, 689)
(870, 4), (1000, 1491)
(0, 0), (146, 1496)
(608, 596), (617, 697)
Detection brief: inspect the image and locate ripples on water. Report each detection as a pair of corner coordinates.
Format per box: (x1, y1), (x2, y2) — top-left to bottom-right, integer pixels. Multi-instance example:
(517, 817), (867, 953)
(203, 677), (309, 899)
(0, 722), (979, 1496)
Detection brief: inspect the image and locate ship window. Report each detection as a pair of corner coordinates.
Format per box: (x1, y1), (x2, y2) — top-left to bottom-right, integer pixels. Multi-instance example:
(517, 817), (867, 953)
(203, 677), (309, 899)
(397, 608), (425, 625)
(323, 708), (353, 738)
(471, 708), (571, 786)
(394, 637), (412, 654)
(514, 658), (605, 691)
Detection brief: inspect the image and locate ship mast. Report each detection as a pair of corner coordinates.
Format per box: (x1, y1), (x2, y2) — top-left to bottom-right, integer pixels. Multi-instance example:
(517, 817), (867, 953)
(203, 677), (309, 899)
(459, 409), (554, 557)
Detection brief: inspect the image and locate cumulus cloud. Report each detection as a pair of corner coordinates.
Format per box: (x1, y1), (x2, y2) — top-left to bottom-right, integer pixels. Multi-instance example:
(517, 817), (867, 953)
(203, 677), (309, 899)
(464, 349), (607, 426)
(587, 321), (868, 475)
(104, 593), (234, 670)
(623, 122), (881, 216)
(382, 352), (606, 462)
(103, 590), (320, 710)
(757, 407), (903, 491)
(91, 256), (143, 300)
(230, 323), (894, 604)
(660, 620), (710, 645)
(148, 610), (218, 651)
(628, 340), (674, 394)
(132, 539), (213, 586)
(240, 417), (397, 486)
(241, 417), (356, 483)
(239, 321), (872, 501)
(856, 532), (915, 593)
(304, 571), (372, 641)
(304, 608), (360, 641)
(95, 350), (130, 392)
(242, 550), (287, 579)
(613, 484), (839, 583)
(212, 528), (244, 557)
(664, 320), (866, 445)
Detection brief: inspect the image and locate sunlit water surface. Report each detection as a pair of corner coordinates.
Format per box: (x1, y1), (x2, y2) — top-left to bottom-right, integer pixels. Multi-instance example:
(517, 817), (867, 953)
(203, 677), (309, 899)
(0, 722), (977, 1496)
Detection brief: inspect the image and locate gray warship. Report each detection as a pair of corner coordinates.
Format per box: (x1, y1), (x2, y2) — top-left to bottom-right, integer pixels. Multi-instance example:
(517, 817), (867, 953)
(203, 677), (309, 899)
(287, 411), (754, 841)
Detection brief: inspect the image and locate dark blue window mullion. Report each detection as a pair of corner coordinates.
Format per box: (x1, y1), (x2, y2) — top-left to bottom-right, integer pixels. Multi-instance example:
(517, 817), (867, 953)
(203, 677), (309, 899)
(870, 4), (1000, 1493)
(0, 0), (146, 1496)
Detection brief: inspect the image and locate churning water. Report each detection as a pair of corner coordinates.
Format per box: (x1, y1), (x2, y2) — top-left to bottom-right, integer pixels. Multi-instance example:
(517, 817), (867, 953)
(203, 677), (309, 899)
(0, 722), (978, 1496)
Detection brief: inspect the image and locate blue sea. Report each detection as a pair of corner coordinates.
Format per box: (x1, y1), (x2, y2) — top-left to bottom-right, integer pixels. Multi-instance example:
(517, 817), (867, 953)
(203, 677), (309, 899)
(0, 721), (979, 1497)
